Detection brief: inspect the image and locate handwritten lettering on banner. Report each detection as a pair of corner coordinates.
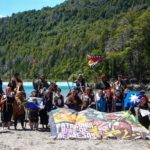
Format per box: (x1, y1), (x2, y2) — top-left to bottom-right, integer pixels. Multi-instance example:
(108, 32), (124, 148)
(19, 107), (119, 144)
(55, 122), (100, 139)
(55, 123), (74, 139)
(49, 108), (150, 140)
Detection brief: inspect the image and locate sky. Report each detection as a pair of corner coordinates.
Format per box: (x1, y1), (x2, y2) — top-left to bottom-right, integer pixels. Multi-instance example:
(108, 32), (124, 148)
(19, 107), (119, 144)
(0, 0), (66, 17)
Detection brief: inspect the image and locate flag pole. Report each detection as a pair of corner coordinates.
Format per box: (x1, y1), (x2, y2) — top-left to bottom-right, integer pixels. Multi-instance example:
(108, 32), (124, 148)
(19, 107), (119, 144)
(66, 71), (71, 91)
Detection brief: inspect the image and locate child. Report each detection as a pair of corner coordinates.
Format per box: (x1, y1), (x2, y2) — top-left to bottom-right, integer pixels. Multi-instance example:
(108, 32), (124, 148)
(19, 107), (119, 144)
(113, 90), (123, 112)
(95, 90), (107, 112)
(53, 88), (64, 108)
(28, 98), (39, 130)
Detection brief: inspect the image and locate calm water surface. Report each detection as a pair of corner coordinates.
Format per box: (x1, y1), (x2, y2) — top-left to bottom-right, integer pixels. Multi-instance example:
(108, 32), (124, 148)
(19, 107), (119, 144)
(3, 82), (75, 98)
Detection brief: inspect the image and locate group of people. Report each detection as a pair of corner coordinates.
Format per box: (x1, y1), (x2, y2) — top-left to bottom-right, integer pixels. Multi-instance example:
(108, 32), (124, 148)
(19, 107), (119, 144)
(0, 74), (63, 130)
(0, 73), (26, 130)
(65, 74), (149, 129)
(0, 73), (149, 131)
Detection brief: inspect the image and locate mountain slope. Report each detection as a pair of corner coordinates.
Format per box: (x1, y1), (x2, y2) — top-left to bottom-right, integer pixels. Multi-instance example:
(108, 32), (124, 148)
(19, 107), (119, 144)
(0, 0), (150, 80)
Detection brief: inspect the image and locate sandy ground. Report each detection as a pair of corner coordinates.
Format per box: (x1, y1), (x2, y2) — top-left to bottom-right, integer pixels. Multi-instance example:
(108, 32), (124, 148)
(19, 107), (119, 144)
(0, 123), (149, 150)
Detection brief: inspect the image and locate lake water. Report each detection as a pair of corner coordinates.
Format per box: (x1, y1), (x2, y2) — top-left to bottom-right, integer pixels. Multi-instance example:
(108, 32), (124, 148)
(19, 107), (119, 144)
(3, 82), (76, 98)
(2, 82), (150, 99)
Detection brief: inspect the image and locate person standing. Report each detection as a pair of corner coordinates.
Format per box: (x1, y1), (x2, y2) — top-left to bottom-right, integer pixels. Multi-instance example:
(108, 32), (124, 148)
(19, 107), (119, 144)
(114, 75), (127, 93)
(0, 77), (4, 94)
(8, 73), (23, 91)
(53, 88), (64, 108)
(137, 95), (150, 129)
(74, 74), (85, 93)
(33, 74), (49, 97)
(95, 90), (107, 112)
(65, 89), (82, 111)
(80, 87), (94, 110)
(0, 87), (15, 130)
(112, 90), (124, 112)
(95, 74), (110, 90)
(13, 91), (26, 130)
(39, 90), (52, 129)
(28, 98), (39, 130)
(105, 89), (113, 112)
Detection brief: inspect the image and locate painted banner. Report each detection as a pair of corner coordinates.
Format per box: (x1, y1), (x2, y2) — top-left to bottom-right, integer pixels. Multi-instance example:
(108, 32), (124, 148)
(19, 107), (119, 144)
(49, 108), (150, 140)
(49, 108), (77, 139)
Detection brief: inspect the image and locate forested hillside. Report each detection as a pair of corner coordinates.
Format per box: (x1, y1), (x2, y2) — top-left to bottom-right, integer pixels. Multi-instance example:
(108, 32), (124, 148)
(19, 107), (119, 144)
(0, 0), (150, 81)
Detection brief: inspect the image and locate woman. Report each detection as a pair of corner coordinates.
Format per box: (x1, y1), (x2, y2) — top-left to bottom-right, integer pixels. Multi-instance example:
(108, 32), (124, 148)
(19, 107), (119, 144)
(39, 90), (52, 129)
(80, 87), (94, 110)
(13, 91), (26, 130)
(137, 96), (150, 129)
(65, 89), (82, 111)
(53, 88), (64, 108)
(0, 87), (15, 130)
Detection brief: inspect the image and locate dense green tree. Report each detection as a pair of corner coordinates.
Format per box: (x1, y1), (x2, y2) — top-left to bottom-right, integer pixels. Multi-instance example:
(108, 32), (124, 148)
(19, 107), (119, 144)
(0, 0), (150, 81)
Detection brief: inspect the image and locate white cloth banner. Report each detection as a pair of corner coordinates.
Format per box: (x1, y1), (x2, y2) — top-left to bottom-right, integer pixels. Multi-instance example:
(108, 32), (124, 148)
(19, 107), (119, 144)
(140, 109), (150, 117)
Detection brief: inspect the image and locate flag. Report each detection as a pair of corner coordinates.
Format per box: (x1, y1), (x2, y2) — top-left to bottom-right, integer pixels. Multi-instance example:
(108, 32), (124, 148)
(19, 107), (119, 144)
(27, 97), (44, 110)
(27, 102), (39, 110)
(124, 91), (143, 108)
(87, 55), (105, 68)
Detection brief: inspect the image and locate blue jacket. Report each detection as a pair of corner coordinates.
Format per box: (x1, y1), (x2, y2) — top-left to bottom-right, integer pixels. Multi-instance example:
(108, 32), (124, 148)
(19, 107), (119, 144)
(96, 96), (106, 112)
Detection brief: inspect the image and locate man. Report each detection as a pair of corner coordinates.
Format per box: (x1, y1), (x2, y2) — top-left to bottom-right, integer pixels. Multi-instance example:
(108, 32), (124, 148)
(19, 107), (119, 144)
(74, 74), (85, 93)
(114, 75), (127, 93)
(95, 74), (110, 90)
(9, 73), (22, 91)
(33, 74), (49, 97)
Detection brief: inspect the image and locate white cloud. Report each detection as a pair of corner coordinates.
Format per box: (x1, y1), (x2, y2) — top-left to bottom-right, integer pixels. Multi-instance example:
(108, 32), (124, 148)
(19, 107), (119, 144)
(0, 14), (5, 18)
